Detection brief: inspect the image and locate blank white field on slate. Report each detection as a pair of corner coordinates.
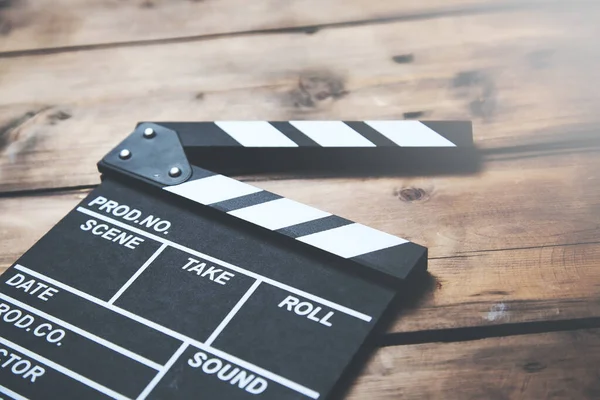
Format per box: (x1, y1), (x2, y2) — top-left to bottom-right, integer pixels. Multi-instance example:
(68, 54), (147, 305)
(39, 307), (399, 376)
(290, 121), (376, 147)
(216, 121), (298, 147)
(228, 198), (331, 231)
(297, 223), (408, 258)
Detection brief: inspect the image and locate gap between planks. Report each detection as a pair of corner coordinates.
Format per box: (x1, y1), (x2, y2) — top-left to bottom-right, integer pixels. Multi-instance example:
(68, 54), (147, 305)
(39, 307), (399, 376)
(0, 184), (98, 199)
(380, 315), (600, 346)
(346, 326), (600, 400)
(0, 0), (596, 59)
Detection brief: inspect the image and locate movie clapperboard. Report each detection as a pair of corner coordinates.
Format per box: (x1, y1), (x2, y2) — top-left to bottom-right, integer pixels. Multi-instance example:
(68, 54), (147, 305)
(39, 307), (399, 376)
(0, 121), (473, 400)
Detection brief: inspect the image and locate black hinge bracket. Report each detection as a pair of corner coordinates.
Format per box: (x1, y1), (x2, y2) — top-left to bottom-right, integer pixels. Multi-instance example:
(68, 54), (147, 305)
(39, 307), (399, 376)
(101, 123), (192, 186)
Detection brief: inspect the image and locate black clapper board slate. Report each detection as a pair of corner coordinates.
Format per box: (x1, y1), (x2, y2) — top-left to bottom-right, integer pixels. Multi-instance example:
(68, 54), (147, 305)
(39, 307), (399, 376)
(0, 121), (473, 400)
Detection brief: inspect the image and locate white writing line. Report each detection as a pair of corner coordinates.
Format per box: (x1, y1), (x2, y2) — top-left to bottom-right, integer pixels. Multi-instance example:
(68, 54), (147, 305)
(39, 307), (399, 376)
(14, 265), (190, 344)
(0, 337), (129, 400)
(0, 293), (161, 371)
(14, 265), (108, 310)
(77, 207), (371, 323)
(137, 342), (189, 400)
(12, 265), (320, 399)
(205, 280), (262, 347)
(0, 384), (28, 400)
(109, 244), (167, 305)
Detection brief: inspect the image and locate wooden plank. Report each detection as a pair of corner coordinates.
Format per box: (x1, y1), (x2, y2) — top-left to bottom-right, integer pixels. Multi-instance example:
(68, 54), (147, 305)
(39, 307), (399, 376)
(348, 328), (600, 399)
(0, 0), (561, 53)
(2, 149), (600, 332)
(0, 190), (87, 268)
(1, 7), (600, 191)
(392, 242), (600, 332)
(254, 151), (600, 257)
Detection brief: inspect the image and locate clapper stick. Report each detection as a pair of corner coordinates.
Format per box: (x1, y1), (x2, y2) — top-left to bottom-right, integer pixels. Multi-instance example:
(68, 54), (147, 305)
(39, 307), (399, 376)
(100, 121), (473, 284)
(153, 120), (475, 175)
(0, 120), (473, 400)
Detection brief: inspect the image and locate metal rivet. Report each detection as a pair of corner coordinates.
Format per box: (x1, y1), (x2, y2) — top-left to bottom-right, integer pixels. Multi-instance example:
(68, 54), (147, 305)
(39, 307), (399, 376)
(143, 128), (156, 138)
(119, 149), (132, 160)
(169, 167), (182, 177)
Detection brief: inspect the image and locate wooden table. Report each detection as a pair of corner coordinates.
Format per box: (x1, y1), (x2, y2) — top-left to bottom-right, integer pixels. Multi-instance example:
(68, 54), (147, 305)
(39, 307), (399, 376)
(2, 1), (600, 398)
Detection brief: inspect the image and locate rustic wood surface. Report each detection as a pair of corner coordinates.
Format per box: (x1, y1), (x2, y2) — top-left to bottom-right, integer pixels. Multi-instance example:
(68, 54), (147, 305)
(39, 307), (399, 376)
(347, 328), (600, 399)
(1, 0), (600, 398)
(0, 0), (572, 53)
(1, 5), (600, 191)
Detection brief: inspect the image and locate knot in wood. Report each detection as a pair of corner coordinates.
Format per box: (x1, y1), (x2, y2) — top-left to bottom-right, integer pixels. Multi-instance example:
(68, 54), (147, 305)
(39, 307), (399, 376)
(397, 187), (427, 202)
(290, 71), (347, 108)
(523, 362), (546, 373)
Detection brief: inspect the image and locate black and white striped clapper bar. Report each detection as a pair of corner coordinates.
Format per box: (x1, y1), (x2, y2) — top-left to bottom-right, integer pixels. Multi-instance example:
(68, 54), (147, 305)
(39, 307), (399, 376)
(0, 121), (473, 400)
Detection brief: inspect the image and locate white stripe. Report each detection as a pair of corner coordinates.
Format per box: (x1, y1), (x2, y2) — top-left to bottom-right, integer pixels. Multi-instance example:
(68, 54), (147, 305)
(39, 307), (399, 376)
(297, 223), (408, 259)
(8, 267), (320, 399)
(109, 244), (167, 305)
(289, 121), (375, 147)
(205, 280), (262, 346)
(76, 207), (372, 322)
(228, 198), (331, 231)
(364, 120), (456, 147)
(215, 121), (298, 147)
(0, 337), (128, 400)
(137, 342), (189, 400)
(0, 384), (28, 400)
(164, 174), (262, 205)
(0, 293), (161, 371)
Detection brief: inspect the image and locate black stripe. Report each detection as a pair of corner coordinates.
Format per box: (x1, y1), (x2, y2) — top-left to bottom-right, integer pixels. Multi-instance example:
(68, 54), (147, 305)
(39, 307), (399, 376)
(350, 242), (427, 280)
(276, 215), (353, 239)
(189, 166), (217, 180)
(420, 121), (474, 147)
(269, 122), (320, 147)
(152, 122), (243, 147)
(210, 190), (282, 212)
(343, 121), (398, 147)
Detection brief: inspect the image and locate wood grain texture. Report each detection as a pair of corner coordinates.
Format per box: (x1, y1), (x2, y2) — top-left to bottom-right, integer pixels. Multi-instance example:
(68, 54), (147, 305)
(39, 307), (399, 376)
(2, 2), (600, 398)
(1, 7), (600, 191)
(2, 149), (600, 333)
(0, 190), (86, 268)
(394, 242), (600, 332)
(254, 151), (600, 258)
(347, 328), (600, 399)
(0, 0), (567, 53)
